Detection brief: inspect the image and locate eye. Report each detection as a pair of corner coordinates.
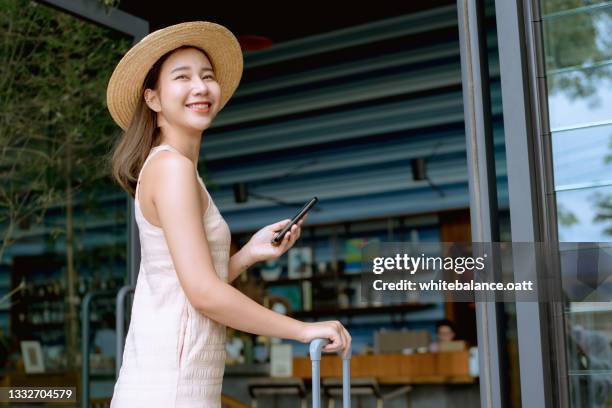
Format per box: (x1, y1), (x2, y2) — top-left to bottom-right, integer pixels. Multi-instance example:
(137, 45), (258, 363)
(203, 74), (215, 80)
(176, 75), (188, 79)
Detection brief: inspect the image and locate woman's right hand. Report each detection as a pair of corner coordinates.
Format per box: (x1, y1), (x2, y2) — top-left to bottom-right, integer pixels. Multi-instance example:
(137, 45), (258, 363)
(299, 320), (352, 358)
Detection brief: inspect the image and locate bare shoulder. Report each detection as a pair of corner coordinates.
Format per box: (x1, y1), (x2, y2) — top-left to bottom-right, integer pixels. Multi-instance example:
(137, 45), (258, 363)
(140, 150), (208, 224)
(148, 151), (198, 200)
(148, 150), (194, 180)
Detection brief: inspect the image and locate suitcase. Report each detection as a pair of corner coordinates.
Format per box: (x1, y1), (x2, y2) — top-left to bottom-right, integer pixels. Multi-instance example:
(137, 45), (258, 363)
(309, 338), (352, 408)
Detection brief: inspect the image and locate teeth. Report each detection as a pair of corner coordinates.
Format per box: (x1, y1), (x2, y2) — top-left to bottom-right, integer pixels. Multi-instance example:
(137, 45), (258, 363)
(189, 103), (209, 108)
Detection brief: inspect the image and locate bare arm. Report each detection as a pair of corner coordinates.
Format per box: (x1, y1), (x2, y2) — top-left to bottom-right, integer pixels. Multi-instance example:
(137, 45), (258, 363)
(151, 152), (307, 342)
(227, 247), (253, 284)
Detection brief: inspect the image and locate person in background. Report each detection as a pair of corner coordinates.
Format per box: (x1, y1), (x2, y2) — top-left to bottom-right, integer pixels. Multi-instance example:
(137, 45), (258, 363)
(429, 318), (457, 352)
(436, 319), (457, 343)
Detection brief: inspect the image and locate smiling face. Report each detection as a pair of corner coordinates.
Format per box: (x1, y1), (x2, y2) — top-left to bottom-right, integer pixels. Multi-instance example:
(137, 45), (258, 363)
(144, 47), (221, 135)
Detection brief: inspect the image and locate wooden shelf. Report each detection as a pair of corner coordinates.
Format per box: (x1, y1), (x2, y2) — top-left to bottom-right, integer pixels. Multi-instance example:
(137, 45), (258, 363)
(293, 351), (476, 383)
(377, 375), (476, 384)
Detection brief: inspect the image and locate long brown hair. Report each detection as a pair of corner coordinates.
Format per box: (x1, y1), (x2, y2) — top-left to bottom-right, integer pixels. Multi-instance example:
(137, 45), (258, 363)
(109, 45), (208, 198)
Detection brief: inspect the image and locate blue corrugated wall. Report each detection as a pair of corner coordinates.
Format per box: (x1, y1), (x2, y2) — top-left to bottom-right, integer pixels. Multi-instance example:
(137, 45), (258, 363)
(202, 4), (506, 233)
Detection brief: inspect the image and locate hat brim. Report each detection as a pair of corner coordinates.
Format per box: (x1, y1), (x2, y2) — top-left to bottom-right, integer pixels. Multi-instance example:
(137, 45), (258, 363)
(106, 21), (243, 131)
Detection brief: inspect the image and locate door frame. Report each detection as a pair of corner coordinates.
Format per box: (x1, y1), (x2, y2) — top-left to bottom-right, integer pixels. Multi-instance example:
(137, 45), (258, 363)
(457, 0), (570, 406)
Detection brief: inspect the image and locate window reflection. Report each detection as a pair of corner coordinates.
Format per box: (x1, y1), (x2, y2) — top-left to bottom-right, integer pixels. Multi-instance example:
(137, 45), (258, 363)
(541, 0), (611, 14)
(543, 1), (612, 407)
(542, 3), (612, 70)
(543, 3), (612, 130)
(557, 186), (612, 242)
(548, 64), (612, 130)
(565, 304), (612, 407)
(552, 124), (612, 188)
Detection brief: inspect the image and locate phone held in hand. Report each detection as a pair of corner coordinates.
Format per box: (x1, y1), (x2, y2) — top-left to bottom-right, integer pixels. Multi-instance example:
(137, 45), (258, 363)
(271, 197), (318, 245)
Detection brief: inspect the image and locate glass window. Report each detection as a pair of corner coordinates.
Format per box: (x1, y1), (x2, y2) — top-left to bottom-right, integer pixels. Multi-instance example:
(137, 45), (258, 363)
(552, 124), (612, 188)
(564, 303), (612, 407)
(542, 1), (612, 407)
(543, 2), (612, 130)
(542, 3), (612, 70)
(541, 0), (611, 16)
(556, 185), (612, 242)
(547, 64), (612, 130)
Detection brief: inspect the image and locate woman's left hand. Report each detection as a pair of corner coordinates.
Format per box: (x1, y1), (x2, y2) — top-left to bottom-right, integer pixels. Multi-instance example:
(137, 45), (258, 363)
(243, 216), (307, 263)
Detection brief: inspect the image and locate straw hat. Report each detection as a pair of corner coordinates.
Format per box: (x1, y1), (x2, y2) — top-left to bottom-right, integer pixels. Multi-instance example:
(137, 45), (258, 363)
(106, 21), (243, 131)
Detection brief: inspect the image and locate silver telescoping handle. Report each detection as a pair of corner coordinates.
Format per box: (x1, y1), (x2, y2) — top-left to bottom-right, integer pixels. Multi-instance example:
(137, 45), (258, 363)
(309, 338), (352, 408)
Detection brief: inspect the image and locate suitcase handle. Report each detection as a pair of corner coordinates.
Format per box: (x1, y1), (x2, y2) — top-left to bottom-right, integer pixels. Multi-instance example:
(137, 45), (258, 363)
(309, 338), (351, 408)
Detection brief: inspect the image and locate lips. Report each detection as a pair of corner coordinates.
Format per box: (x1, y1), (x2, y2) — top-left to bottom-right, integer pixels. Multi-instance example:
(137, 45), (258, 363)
(186, 102), (211, 113)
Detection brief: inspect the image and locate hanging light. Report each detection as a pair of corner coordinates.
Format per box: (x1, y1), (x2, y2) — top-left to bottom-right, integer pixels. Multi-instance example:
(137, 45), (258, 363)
(233, 182), (248, 203)
(410, 158), (427, 181)
(410, 157), (445, 197)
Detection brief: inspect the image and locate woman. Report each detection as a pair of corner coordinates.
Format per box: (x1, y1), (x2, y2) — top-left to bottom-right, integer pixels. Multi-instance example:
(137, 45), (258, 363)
(106, 22), (351, 407)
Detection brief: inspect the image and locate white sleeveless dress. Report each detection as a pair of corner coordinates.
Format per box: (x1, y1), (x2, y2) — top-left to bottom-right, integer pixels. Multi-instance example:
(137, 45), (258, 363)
(110, 144), (231, 408)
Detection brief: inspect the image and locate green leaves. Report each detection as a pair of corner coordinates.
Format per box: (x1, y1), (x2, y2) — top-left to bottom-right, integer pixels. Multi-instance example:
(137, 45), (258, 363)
(0, 0), (131, 256)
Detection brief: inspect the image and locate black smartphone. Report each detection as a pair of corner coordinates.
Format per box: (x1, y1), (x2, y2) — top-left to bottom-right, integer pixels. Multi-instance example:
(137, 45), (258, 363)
(271, 197), (318, 245)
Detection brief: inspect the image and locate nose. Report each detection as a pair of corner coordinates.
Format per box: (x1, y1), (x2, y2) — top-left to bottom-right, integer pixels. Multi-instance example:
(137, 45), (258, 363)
(192, 76), (209, 95)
